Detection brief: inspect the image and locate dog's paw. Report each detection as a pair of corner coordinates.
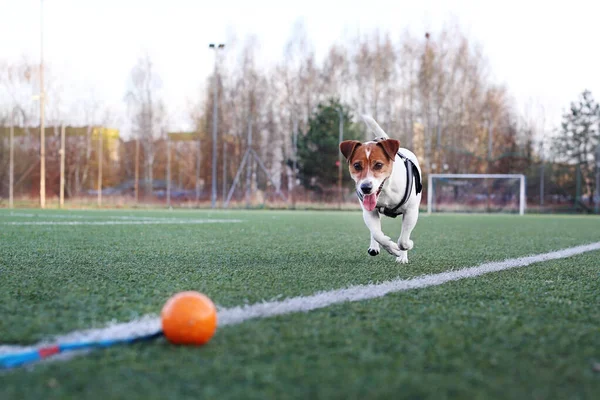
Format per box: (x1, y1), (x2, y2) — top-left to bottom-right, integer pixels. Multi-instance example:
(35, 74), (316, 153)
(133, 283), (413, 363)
(395, 252), (408, 264)
(398, 239), (414, 251)
(383, 241), (402, 257)
(368, 247), (380, 256)
(368, 240), (380, 256)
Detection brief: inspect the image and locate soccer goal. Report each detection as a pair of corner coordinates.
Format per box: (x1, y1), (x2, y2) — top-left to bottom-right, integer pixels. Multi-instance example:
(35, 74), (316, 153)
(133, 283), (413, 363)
(427, 174), (526, 215)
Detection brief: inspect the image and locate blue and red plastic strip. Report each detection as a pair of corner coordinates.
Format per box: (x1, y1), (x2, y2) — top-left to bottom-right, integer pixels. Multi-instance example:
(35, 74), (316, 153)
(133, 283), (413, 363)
(0, 331), (163, 369)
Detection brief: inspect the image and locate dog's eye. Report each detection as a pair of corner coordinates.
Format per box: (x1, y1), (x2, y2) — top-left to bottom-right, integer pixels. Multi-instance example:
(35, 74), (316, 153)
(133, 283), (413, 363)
(373, 162), (384, 170)
(353, 162), (362, 171)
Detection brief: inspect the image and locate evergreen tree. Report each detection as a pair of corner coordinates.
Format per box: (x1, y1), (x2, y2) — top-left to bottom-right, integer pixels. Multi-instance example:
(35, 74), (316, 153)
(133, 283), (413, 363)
(553, 90), (600, 206)
(295, 99), (361, 191)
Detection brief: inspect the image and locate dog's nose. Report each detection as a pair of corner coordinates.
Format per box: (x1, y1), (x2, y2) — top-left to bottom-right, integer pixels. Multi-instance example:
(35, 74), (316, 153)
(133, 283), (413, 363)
(360, 182), (373, 194)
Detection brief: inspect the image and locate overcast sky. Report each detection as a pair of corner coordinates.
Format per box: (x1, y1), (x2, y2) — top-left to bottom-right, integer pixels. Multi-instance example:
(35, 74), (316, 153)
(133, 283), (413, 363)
(1, 0), (598, 136)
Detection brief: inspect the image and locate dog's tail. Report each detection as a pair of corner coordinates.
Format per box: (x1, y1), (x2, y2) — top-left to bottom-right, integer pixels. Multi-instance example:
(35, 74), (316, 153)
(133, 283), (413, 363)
(361, 115), (389, 139)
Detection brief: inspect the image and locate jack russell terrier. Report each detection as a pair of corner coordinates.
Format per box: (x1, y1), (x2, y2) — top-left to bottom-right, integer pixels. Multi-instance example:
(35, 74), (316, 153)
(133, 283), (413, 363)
(340, 115), (423, 263)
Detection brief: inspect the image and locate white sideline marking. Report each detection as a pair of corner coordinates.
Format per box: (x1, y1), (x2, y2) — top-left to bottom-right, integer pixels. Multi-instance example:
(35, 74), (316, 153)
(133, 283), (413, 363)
(4, 212), (238, 223)
(2, 219), (243, 226)
(6, 212), (165, 220)
(2, 241), (600, 367)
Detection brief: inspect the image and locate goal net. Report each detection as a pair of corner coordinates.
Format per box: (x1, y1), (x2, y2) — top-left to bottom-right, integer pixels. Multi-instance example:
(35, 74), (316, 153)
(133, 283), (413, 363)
(427, 174), (526, 215)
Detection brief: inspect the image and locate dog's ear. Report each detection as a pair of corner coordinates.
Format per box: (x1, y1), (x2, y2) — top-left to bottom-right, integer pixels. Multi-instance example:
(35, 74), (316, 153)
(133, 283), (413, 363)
(377, 139), (400, 161)
(340, 140), (361, 161)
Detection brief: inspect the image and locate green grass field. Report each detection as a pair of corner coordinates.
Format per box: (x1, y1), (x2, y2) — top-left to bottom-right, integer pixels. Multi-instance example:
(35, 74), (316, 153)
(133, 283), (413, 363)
(1, 209), (599, 399)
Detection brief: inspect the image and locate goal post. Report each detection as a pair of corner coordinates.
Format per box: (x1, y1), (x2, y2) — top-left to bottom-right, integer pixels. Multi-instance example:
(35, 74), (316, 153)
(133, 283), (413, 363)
(427, 174), (526, 215)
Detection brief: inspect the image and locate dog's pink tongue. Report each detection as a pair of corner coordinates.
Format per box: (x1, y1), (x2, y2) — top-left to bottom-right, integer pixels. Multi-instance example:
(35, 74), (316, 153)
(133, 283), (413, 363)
(363, 193), (377, 211)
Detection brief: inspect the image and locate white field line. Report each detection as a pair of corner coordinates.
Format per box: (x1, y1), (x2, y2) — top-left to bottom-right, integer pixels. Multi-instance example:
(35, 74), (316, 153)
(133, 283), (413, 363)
(5, 212), (182, 221)
(0, 212), (242, 226)
(2, 241), (600, 366)
(3, 212), (239, 223)
(6, 212), (160, 220)
(2, 219), (243, 226)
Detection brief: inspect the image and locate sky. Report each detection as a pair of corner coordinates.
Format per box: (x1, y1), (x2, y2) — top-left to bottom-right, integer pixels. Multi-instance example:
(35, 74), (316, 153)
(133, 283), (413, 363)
(1, 0), (598, 137)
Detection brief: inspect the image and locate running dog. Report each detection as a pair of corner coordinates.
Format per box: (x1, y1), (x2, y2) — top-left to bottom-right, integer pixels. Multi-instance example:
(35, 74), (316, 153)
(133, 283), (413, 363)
(339, 115), (422, 263)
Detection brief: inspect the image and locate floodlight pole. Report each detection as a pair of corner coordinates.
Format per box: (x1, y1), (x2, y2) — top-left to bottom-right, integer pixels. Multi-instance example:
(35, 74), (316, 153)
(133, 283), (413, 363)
(540, 135), (545, 207)
(195, 134), (201, 204)
(39, 0), (46, 209)
(97, 129), (103, 207)
(519, 175), (526, 215)
(539, 105), (546, 208)
(424, 32), (432, 176)
(9, 109), (15, 209)
(487, 119), (493, 167)
(60, 124), (65, 208)
(486, 119), (493, 212)
(166, 135), (171, 207)
(595, 143), (600, 214)
(336, 107), (344, 209)
(134, 138), (140, 203)
(222, 137), (227, 203)
(291, 115), (298, 207)
(245, 116), (253, 207)
(427, 174), (433, 215)
(209, 43), (225, 209)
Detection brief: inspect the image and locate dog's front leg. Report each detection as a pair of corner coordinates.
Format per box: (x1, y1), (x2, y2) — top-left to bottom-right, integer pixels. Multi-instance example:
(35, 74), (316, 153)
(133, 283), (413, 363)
(398, 206), (418, 251)
(395, 205), (419, 264)
(362, 209), (401, 257)
(368, 232), (380, 256)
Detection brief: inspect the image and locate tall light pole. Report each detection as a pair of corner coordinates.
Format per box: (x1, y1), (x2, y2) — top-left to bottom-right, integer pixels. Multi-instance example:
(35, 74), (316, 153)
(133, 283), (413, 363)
(166, 134), (171, 208)
(540, 135), (545, 207)
(134, 138), (140, 203)
(336, 107), (344, 209)
(292, 115), (298, 206)
(424, 32), (432, 176)
(59, 124), (65, 208)
(39, 0), (46, 208)
(9, 108), (16, 209)
(487, 119), (494, 170)
(209, 43), (225, 208)
(595, 142), (600, 214)
(539, 105), (546, 208)
(97, 129), (103, 207)
(485, 118), (493, 213)
(222, 136), (227, 204)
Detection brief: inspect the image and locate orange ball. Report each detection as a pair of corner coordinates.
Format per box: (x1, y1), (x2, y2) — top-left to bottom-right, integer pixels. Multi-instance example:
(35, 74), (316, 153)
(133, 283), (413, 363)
(160, 291), (217, 345)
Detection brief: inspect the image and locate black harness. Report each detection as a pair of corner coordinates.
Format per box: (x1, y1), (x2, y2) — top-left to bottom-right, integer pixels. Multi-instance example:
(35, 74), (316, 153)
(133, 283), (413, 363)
(356, 149), (422, 218)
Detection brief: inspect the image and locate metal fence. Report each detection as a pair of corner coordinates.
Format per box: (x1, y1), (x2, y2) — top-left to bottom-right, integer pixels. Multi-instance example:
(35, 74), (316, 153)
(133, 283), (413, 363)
(1, 125), (599, 213)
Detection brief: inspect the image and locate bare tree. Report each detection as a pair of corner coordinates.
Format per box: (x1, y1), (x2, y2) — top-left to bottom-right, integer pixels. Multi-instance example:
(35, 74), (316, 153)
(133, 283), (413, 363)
(0, 58), (40, 198)
(64, 93), (103, 196)
(0, 58), (37, 132)
(125, 54), (166, 197)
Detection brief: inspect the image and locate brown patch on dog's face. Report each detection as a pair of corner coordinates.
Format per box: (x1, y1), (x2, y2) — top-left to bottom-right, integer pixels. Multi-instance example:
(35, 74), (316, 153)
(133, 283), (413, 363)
(340, 139), (400, 183)
(339, 140), (361, 162)
(378, 139), (400, 162)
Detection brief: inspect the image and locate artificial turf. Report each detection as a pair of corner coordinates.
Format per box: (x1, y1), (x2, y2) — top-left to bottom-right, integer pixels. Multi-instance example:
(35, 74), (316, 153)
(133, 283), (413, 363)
(0, 209), (599, 399)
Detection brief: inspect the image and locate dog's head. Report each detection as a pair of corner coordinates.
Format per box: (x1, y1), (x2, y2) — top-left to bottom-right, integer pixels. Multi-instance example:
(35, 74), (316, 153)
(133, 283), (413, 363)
(339, 139), (400, 211)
